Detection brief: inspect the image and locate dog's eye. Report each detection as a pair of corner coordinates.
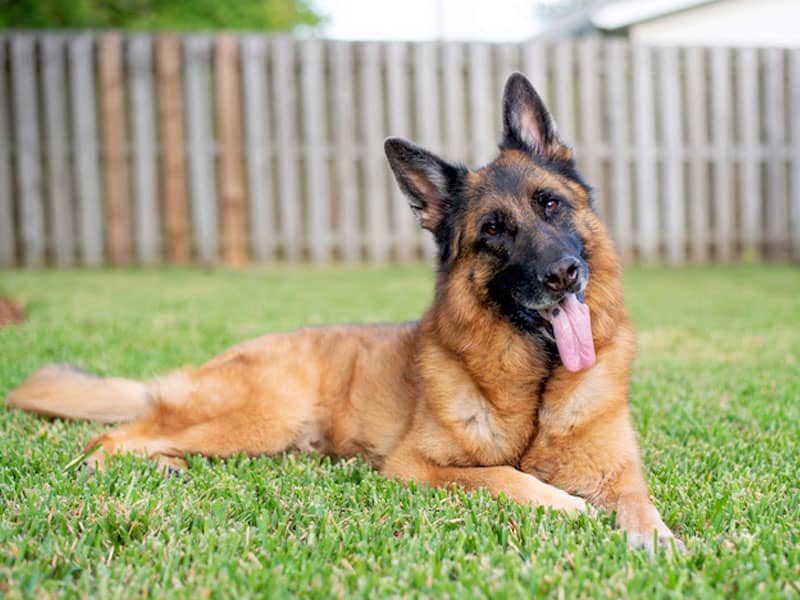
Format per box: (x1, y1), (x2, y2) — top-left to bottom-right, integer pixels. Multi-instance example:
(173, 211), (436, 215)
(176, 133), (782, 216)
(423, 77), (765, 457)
(482, 222), (501, 236)
(535, 191), (561, 214)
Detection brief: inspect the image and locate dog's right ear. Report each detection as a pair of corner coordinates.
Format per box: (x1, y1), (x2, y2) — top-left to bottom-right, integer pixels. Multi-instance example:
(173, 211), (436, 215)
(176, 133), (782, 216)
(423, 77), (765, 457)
(501, 72), (572, 163)
(384, 137), (467, 232)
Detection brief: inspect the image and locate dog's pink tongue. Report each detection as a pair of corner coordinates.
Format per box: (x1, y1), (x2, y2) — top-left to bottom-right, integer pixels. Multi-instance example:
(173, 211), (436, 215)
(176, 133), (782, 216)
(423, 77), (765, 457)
(547, 294), (596, 372)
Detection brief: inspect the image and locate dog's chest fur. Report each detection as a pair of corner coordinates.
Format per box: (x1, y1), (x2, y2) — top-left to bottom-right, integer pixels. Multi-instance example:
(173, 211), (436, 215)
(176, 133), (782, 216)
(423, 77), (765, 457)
(433, 377), (540, 466)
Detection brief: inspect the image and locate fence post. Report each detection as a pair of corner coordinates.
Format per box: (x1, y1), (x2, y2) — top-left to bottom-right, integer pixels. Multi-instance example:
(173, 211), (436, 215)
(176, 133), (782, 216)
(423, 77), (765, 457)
(271, 36), (302, 261)
(215, 33), (249, 265)
(495, 42), (520, 104)
(633, 45), (659, 263)
(468, 43), (494, 166)
(156, 34), (191, 264)
(99, 32), (133, 265)
(360, 42), (390, 263)
(685, 47), (710, 263)
(412, 41), (441, 263)
(300, 38), (330, 264)
(69, 34), (104, 265)
(606, 40), (633, 262)
(736, 47), (761, 258)
(386, 41), (418, 262)
(41, 34), (75, 266)
(10, 34), (45, 266)
(577, 37), (604, 218)
(553, 40), (576, 143)
(710, 47), (735, 261)
(241, 35), (276, 262)
(184, 35), (218, 264)
(790, 49), (800, 261)
(658, 46), (686, 265)
(763, 48), (789, 260)
(0, 36), (14, 266)
(330, 41), (360, 263)
(523, 41), (549, 106)
(128, 34), (161, 265)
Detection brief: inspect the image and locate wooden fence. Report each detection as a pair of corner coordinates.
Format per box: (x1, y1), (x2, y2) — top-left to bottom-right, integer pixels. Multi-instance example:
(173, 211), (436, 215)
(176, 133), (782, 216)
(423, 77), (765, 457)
(1, 32), (799, 266)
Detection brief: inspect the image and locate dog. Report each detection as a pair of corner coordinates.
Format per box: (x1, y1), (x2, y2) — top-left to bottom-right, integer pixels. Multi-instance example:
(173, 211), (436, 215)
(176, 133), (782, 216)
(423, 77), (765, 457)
(8, 72), (682, 553)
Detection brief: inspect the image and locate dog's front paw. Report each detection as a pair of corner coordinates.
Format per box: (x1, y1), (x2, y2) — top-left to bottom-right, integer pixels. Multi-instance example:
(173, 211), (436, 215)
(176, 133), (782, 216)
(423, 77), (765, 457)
(75, 448), (107, 476)
(626, 529), (686, 555)
(547, 490), (596, 517)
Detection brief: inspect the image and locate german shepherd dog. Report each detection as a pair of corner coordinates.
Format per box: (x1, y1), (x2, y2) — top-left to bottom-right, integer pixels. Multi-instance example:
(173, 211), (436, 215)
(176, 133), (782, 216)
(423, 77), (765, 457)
(8, 73), (682, 553)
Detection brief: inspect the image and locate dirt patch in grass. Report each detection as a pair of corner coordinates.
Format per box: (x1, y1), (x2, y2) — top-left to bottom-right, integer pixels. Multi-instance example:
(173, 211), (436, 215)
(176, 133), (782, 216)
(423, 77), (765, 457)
(0, 296), (25, 326)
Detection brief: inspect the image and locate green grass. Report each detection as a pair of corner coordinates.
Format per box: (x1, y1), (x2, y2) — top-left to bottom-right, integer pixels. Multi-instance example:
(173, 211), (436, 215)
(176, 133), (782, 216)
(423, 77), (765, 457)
(1, 265), (799, 598)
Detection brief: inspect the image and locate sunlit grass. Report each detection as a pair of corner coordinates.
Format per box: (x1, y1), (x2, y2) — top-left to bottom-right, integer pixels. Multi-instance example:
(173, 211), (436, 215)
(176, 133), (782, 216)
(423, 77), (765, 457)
(1, 265), (799, 597)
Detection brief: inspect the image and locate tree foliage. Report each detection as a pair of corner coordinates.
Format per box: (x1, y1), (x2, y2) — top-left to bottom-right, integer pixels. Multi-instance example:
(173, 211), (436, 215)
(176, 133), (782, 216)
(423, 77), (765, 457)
(0, 0), (323, 31)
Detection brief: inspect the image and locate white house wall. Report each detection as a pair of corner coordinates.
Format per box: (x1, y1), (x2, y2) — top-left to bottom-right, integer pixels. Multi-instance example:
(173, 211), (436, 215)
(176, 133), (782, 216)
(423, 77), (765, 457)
(629, 0), (800, 47)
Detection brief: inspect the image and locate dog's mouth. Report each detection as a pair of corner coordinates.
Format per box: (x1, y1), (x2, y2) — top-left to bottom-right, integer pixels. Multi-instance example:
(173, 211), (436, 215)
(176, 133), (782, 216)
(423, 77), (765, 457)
(517, 291), (596, 372)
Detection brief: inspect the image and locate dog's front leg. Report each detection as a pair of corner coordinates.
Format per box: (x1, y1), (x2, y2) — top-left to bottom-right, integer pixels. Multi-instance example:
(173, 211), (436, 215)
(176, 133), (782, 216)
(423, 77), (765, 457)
(595, 460), (686, 554)
(521, 424), (684, 554)
(382, 451), (592, 515)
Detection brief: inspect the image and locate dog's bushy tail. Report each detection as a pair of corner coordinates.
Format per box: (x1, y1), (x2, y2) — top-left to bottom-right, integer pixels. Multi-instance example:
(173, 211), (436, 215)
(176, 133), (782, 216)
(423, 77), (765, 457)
(7, 364), (150, 423)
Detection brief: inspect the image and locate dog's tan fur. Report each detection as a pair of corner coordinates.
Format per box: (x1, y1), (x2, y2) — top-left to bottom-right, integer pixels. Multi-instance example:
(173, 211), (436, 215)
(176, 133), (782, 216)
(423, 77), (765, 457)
(8, 74), (681, 553)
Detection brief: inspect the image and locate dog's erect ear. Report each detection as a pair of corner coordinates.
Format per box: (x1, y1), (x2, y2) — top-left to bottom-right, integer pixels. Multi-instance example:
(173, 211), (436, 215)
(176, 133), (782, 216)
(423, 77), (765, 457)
(384, 137), (467, 231)
(501, 72), (572, 162)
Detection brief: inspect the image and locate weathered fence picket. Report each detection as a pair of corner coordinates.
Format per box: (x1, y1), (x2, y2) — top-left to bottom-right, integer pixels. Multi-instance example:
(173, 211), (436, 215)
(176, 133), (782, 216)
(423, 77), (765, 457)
(577, 37), (603, 218)
(215, 34), (248, 265)
(41, 34), (75, 266)
(241, 35), (275, 262)
(99, 32), (133, 265)
(553, 40), (575, 144)
(361, 42), (390, 263)
(791, 49), (800, 262)
(658, 46), (685, 265)
(184, 35), (218, 264)
(156, 34), (191, 263)
(412, 41), (440, 262)
(330, 40), (360, 263)
(69, 34), (104, 266)
(607, 40), (633, 261)
(633, 44), (659, 263)
(684, 46), (710, 263)
(710, 47), (735, 262)
(1, 33), (799, 266)
(300, 38), (330, 264)
(11, 34), (45, 266)
(0, 36), (14, 266)
(737, 47), (760, 258)
(763, 48), (788, 260)
(469, 43), (494, 167)
(386, 41), (417, 262)
(272, 36), (301, 262)
(495, 43), (519, 106)
(523, 42), (549, 106)
(128, 34), (160, 264)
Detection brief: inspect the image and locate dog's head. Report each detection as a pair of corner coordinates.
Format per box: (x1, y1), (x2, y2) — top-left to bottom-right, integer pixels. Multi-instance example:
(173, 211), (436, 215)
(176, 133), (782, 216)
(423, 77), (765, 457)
(386, 73), (611, 370)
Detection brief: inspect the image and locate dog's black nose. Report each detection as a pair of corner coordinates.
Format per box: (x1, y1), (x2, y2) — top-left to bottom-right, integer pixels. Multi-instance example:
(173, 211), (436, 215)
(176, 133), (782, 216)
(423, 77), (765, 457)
(542, 257), (581, 291)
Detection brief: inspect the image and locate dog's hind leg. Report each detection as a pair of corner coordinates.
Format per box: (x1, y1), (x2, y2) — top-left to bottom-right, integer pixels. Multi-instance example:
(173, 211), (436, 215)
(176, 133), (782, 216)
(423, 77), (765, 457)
(82, 410), (313, 477)
(81, 361), (322, 476)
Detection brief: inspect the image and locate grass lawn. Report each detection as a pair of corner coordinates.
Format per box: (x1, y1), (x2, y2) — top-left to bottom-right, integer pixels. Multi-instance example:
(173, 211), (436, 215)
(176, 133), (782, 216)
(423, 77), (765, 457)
(1, 265), (799, 598)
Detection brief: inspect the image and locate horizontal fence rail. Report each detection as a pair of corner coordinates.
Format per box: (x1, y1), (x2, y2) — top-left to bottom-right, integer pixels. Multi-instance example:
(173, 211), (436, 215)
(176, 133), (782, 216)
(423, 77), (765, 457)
(0, 32), (799, 266)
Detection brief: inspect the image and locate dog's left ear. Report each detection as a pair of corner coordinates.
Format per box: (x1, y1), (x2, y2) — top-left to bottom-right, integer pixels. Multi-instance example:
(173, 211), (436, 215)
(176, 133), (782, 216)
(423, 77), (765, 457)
(501, 72), (572, 163)
(384, 137), (467, 232)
